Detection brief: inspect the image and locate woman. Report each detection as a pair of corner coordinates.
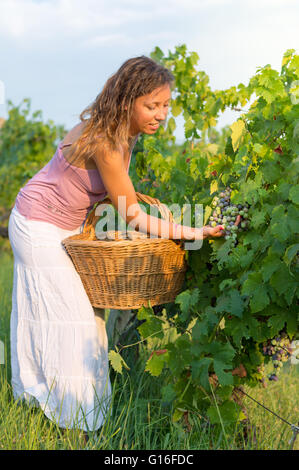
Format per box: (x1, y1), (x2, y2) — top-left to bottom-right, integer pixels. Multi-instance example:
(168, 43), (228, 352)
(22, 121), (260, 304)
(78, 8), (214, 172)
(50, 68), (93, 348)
(8, 56), (224, 433)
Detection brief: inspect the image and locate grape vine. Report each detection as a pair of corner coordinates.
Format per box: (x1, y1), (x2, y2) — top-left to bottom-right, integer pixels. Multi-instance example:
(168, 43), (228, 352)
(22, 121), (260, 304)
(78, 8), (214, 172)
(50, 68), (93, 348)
(260, 331), (292, 383)
(124, 44), (299, 429)
(209, 186), (250, 242)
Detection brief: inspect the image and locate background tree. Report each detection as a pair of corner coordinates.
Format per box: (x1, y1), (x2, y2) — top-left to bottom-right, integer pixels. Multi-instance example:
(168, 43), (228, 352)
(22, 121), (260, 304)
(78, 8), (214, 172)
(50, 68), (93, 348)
(0, 98), (66, 243)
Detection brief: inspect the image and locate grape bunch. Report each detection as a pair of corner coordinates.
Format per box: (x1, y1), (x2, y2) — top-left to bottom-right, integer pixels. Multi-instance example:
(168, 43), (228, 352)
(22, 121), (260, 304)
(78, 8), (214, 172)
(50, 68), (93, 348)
(209, 187), (250, 241)
(260, 332), (292, 382)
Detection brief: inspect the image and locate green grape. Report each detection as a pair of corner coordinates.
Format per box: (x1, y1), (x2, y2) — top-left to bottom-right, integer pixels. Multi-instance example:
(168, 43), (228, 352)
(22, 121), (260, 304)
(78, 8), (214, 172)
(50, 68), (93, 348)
(209, 187), (251, 242)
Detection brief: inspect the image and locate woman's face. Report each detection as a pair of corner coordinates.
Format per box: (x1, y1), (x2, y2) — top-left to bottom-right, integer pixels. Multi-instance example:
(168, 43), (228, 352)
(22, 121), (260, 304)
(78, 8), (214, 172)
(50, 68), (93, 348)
(129, 84), (171, 137)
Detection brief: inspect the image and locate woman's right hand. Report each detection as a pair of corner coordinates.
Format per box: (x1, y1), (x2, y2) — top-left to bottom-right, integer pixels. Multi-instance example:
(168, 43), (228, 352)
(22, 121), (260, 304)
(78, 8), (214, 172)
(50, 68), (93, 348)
(195, 215), (242, 240)
(193, 225), (225, 240)
(193, 214), (242, 240)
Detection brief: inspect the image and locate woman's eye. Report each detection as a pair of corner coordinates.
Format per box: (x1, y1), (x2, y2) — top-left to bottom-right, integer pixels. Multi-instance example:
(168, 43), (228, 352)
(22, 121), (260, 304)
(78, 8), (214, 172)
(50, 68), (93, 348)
(146, 104), (169, 111)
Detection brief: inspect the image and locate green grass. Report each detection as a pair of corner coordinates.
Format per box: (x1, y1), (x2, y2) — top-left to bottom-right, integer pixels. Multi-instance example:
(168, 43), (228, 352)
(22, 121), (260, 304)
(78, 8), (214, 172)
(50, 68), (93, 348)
(0, 247), (298, 450)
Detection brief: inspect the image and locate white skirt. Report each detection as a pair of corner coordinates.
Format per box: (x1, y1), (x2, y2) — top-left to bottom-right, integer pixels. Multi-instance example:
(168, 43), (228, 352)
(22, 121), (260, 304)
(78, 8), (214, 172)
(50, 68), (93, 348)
(8, 206), (112, 431)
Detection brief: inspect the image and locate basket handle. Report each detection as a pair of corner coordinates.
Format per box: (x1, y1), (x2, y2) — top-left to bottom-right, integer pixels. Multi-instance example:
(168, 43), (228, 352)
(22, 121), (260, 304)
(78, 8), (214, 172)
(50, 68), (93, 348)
(82, 192), (174, 240)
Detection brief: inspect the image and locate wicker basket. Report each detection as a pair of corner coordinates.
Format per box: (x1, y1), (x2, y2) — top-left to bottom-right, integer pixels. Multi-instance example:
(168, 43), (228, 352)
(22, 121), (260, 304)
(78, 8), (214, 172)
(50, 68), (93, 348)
(62, 192), (187, 310)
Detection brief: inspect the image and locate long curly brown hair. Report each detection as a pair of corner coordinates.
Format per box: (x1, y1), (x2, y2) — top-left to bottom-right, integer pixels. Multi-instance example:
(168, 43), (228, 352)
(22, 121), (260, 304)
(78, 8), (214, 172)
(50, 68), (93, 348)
(66, 56), (174, 163)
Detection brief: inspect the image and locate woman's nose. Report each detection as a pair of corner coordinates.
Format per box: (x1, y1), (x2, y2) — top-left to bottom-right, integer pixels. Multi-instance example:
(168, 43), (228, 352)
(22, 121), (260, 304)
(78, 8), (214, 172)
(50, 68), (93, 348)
(155, 108), (168, 121)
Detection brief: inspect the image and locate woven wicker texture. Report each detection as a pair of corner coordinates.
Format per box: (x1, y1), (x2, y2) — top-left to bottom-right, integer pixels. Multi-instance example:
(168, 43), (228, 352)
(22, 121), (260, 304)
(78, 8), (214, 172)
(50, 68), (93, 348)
(62, 192), (187, 309)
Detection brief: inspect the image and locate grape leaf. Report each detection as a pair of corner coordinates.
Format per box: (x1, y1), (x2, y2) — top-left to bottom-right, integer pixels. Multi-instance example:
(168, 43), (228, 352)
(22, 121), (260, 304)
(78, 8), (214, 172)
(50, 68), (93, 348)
(215, 290), (244, 318)
(213, 359), (233, 386)
(289, 185), (299, 204)
(210, 179), (218, 195)
(225, 135), (236, 157)
(243, 231), (261, 251)
(167, 117), (176, 134)
(270, 264), (296, 295)
(228, 289), (244, 317)
(225, 312), (261, 345)
(267, 315), (285, 335)
(171, 101), (182, 117)
(287, 205), (299, 233)
(270, 222), (289, 242)
(261, 160), (281, 183)
(108, 350), (130, 374)
(145, 350), (168, 377)
(191, 357), (213, 389)
(261, 254), (283, 282)
(230, 120), (246, 152)
(192, 311), (218, 340)
(251, 209), (267, 229)
(207, 342), (235, 386)
(184, 117), (195, 138)
(268, 309), (297, 336)
(161, 383), (177, 403)
(219, 279), (236, 291)
(217, 385), (235, 401)
(241, 273), (270, 313)
(204, 205), (212, 225)
(175, 288), (200, 321)
(207, 400), (244, 424)
(172, 408), (184, 423)
(240, 178), (261, 205)
(150, 46), (164, 63)
(283, 243), (299, 267)
(229, 245), (255, 270)
(213, 239), (233, 269)
(167, 336), (193, 376)
(283, 282), (298, 306)
(277, 181), (292, 199)
(137, 306), (164, 339)
(270, 205), (289, 241)
(282, 49), (296, 67)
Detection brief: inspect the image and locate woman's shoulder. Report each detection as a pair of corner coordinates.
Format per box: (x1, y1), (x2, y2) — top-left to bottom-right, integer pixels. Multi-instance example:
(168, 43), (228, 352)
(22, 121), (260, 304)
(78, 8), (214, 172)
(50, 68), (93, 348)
(61, 122), (119, 152)
(60, 122), (131, 169)
(60, 121), (99, 170)
(61, 121), (87, 147)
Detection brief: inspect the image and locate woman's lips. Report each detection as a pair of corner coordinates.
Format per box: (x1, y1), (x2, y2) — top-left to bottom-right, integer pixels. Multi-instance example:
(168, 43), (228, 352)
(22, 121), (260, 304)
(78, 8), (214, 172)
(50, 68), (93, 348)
(149, 123), (159, 130)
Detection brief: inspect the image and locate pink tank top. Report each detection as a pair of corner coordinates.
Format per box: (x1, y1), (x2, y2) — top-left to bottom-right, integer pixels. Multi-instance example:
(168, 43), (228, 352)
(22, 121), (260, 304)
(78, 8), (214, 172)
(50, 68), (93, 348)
(14, 138), (137, 230)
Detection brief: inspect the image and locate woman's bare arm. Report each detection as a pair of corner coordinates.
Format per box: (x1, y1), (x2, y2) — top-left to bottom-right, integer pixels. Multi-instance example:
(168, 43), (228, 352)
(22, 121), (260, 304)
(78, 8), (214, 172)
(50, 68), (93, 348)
(92, 145), (224, 241)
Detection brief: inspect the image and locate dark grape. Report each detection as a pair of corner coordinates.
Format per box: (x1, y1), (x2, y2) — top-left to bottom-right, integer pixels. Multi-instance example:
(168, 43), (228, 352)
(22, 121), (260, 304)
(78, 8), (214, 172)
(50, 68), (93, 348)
(260, 331), (292, 383)
(209, 188), (250, 243)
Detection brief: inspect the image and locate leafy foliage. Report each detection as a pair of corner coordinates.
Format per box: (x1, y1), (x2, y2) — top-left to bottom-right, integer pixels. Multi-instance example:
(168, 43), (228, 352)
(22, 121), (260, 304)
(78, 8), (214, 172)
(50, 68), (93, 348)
(0, 98), (66, 212)
(118, 45), (299, 427)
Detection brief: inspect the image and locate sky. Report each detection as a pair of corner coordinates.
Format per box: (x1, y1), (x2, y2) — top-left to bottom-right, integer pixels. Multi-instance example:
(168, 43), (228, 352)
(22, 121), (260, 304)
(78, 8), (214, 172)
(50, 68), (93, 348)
(0, 0), (298, 142)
